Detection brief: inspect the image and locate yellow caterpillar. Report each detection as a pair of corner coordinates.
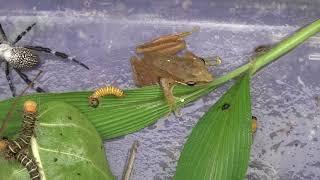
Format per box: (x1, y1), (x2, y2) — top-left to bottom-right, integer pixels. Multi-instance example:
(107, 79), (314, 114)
(88, 86), (124, 108)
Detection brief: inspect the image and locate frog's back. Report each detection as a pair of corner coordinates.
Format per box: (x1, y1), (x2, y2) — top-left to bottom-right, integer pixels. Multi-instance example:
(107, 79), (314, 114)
(143, 53), (187, 78)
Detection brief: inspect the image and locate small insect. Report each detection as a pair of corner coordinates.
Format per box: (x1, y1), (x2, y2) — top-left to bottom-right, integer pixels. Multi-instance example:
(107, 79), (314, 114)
(221, 103), (230, 110)
(254, 45), (272, 56)
(252, 116), (258, 134)
(7, 100), (38, 156)
(0, 23), (89, 97)
(15, 151), (40, 180)
(88, 86), (125, 108)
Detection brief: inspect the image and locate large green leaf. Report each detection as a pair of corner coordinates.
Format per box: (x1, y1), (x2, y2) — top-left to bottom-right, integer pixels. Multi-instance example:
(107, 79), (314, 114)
(0, 101), (114, 180)
(0, 85), (210, 140)
(175, 73), (252, 180)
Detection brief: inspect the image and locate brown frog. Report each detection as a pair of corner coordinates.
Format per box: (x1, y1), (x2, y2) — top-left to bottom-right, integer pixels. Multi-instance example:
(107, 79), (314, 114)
(131, 29), (215, 111)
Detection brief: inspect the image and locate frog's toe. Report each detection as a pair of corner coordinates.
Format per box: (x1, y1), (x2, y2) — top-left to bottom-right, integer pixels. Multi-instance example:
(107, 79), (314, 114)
(168, 99), (177, 112)
(166, 96), (178, 112)
(173, 108), (183, 117)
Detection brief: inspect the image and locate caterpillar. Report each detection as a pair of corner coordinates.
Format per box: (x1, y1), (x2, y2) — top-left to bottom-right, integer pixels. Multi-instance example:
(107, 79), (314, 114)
(7, 100), (38, 156)
(89, 86), (125, 108)
(15, 151), (40, 180)
(1, 100), (40, 180)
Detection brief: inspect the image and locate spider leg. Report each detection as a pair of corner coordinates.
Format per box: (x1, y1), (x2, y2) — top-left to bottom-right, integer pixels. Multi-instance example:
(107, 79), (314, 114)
(14, 69), (46, 93)
(24, 45), (90, 70)
(0, 23), (8, 42)
(4, 62), (16, 96)
(12, 23), (36, 45)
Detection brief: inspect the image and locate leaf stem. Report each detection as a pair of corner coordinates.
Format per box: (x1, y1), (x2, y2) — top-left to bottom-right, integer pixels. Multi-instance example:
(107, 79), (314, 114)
(207, 19), (320, 87)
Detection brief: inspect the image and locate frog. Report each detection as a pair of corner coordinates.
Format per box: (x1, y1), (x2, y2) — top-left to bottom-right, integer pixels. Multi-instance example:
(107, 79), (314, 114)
(130, 29), (215, 111)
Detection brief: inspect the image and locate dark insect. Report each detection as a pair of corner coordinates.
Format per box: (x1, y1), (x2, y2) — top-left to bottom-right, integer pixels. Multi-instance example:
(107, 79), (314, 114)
(221, 103), (230, 110)
(15, 151), (40, 180)
(6, 101), (38, 156)
(88, 86), (125, 108)
(0, 23), (89, 96)
(254, 45), (272, 55)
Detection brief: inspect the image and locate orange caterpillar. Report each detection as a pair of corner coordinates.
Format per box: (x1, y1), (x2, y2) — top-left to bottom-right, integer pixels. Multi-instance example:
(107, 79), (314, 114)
(88, 86), (124, 108)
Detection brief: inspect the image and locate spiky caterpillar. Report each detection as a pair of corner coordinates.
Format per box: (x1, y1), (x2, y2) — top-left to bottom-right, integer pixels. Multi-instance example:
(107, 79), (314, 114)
(15, 151), (40, 180)
(7, 101), (38, 156)
(2, 100), (41, 180)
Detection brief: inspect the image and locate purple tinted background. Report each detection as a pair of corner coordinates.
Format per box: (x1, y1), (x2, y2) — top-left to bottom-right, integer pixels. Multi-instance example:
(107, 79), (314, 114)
(0, 1), (319, 179)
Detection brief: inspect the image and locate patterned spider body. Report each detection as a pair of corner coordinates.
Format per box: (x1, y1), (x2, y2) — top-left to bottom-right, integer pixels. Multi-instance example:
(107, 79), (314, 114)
(0, 44), (40, 70)
(0, 22), (89, 96)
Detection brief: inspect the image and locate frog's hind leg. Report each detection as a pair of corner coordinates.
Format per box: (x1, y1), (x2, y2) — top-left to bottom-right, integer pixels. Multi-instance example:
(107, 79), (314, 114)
(155, 41), (187, 55)
(160, 78), (178, 112)
(136, 39), (186, 55)
(151, 27), (199, 44)
(136, 27), (199, 55)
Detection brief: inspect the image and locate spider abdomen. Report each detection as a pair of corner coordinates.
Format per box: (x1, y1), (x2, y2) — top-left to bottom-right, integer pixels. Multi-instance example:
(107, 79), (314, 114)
(9, 47), (40, 70)
(0, 44), (39, 70)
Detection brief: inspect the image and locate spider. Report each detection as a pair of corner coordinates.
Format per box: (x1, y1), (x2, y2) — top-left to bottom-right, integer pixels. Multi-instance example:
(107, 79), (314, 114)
(0, 22), (89, 96)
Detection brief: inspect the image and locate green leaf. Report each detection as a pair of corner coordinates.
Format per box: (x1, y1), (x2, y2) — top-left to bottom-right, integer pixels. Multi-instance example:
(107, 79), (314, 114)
(175, 73), (252, 180)
(0, 101), (114, 180)
(0, 158), (29, 180)
(0, 85), (211, 140)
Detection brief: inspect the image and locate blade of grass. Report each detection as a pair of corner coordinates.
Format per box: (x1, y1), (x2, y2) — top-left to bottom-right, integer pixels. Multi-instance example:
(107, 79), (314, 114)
(175, 73), (252, 180)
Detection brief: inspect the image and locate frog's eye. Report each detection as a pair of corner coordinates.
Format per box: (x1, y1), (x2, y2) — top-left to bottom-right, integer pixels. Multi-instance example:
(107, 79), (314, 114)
(199, 58), (206, 65)
(187, 81), (196, 86)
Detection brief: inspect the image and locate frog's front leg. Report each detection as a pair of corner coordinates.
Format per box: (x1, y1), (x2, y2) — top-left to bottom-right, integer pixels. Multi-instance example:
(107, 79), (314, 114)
(160, 77), (178, 112)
